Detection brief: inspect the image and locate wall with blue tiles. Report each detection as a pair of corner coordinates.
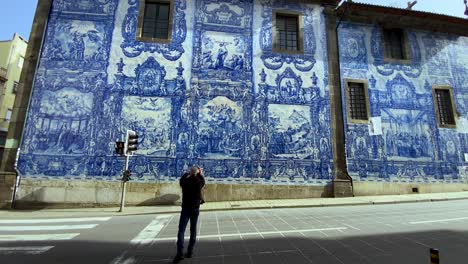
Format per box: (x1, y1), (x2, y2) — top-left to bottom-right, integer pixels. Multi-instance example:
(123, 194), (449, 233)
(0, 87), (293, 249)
(338, 22), (468, 183)
(18, 0), (333, 186)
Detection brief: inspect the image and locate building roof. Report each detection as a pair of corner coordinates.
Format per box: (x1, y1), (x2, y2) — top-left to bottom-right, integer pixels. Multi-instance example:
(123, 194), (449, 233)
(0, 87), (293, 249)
(301, 0), (341, 6)
(336, 1), (468, 37)
(0, 33), (28, 44)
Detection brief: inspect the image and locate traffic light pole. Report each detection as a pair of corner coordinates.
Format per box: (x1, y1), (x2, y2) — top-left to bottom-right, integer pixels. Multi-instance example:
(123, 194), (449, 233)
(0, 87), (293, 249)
(117, 130), (138, 213)
(118, 154), (130, 213)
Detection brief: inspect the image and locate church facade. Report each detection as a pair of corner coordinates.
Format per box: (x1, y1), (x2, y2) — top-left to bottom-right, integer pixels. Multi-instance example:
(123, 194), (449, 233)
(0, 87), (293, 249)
(1, 0), (467, 207)
(20, 0), (335, 184)
(337, 2), (468, 194)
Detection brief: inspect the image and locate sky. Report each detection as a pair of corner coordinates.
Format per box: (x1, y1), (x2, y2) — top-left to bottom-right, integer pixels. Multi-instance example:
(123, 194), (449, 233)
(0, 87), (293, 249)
(354, 0), (467, 17)
(0, 0), (466, 41)
(0, 0), (38, 41)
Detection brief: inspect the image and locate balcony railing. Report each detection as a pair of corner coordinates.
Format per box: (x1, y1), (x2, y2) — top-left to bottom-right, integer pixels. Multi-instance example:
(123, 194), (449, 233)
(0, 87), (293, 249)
(0, 67), (7, 82)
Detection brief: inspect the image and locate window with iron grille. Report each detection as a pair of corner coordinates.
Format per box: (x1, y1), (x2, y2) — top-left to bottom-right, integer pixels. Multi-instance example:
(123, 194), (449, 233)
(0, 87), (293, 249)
(275, 14), (299, 51)
(346, 81), (369, 122)
(383, 28), (408, 60)
(141, 1), (171, 40)
(434, 88), (456, 127)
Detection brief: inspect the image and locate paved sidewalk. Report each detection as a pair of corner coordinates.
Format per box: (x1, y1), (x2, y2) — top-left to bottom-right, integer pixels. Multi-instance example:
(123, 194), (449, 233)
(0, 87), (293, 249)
(1, 191), (468, 218)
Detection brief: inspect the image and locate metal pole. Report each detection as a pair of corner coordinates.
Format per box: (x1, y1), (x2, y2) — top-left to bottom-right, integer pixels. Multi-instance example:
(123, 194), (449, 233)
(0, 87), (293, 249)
(119, 154), (130, 212)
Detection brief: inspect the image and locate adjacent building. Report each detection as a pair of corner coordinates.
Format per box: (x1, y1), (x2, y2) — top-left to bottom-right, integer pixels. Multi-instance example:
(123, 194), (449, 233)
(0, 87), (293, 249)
(0, 0), (466, 207)
(0, 33), (27, 162)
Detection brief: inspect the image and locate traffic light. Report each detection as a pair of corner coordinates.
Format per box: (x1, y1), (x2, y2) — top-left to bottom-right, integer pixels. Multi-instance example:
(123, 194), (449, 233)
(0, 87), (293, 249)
(122, 170), (132, 182)
(125, 130), (139, 155)
(115, 141), (125, 155)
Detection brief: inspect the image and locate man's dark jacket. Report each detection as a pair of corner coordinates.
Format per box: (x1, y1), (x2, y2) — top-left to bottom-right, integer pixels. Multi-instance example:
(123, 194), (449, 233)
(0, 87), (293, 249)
(180, 173), (205, 209)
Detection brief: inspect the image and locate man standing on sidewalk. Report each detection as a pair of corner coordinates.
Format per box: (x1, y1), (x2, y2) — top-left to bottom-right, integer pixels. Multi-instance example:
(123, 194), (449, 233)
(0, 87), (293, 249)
(173, 166), (205, 263)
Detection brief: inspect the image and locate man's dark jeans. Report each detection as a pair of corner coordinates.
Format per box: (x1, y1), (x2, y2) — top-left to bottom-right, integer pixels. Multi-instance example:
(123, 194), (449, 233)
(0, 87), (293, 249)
(176, 207), (200, 256)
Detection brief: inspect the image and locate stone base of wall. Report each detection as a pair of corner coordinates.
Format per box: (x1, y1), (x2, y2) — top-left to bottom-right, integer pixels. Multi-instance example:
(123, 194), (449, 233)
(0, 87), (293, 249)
(12, 178), (333, 209)
(353, 181), (468, 196)
(333, 179), (353, 197)
(0, 172), (16, 209)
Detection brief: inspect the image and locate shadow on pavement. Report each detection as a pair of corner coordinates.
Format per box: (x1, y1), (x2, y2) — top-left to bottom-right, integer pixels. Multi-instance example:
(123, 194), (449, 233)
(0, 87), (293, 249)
(1, 229), (467, 264)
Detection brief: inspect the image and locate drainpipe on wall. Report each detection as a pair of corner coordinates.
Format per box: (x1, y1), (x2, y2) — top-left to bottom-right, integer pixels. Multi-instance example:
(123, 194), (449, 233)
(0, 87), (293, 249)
(10, 148), (20, 209)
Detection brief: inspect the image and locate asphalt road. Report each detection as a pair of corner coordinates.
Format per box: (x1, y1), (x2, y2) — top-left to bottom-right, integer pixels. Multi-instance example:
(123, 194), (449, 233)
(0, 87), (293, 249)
(1, 199), (468, 264)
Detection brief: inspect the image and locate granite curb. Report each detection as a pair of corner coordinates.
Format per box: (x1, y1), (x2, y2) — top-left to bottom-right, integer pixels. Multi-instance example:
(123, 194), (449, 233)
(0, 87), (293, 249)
(1, 192), (468, 218)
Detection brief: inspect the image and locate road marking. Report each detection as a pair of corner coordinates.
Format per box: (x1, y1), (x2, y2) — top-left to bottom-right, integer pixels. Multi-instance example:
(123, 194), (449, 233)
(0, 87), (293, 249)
(0, 217), (111, 224)
(0, 224), (98, 231)
(0, 246), (54, 255)
(153, 227), (348, 241)
(342, 223), (361, 231)
(0, 233), (80, 241)
(109, 251), (137, 264)
(131, 215), (173, 245)
(409, 216), (468, 224)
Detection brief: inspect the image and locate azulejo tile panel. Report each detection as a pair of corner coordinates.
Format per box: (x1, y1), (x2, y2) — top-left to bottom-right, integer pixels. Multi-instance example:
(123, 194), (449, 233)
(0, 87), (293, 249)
(339, 22), (468, 183)
(19, 0), (333, 185)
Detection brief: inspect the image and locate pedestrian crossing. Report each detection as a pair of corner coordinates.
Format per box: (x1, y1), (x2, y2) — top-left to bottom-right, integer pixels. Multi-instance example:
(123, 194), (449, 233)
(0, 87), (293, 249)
(130, 214), (173, 245)
(0, 233), (80, 242)
(0, 216), (111, 255)
(0, 246), (54, 255)
(110, 214), (174, 264)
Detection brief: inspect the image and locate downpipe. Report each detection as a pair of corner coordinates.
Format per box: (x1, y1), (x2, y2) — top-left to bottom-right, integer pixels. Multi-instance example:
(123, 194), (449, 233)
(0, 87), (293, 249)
(10, 148), (21, 209)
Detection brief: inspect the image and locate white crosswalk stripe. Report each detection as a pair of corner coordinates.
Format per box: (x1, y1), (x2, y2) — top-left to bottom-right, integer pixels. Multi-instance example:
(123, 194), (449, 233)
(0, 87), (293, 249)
(130, 214), (173, 245)
(0, 246), (54, 255)
(0, 216), (111, 255)
(109, 251), (138, 264)
(0, 233), (80, 242)
(0, 217), (111, 224)
(0, 224), (98, 231)
(109, 215), (173, 264)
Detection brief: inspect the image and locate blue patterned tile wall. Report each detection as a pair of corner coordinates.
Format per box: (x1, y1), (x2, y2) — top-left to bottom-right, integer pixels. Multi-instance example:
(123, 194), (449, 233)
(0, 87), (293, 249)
(338, 22), (468, 183)
(18, 0), (333, 185)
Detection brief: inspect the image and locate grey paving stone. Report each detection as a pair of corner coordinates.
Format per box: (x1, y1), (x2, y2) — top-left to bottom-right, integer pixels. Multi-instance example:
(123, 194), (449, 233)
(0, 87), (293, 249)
(223, 255), (252, 264)
(276, 251), (312, 264)
(250, 252), (285, 264)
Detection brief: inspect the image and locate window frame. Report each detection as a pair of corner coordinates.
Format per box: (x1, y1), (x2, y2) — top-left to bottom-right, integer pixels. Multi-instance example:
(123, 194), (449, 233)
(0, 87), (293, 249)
(432, 86), (458, 129)
(5, 108), (12, 122)
(272, 10), (304, 54)
(12, 81), (19, 94)
(136, 0), (174, 43)
(18, 56), (24, 68)
(381, 27), (411, 64)
(344, 79), (371, 124)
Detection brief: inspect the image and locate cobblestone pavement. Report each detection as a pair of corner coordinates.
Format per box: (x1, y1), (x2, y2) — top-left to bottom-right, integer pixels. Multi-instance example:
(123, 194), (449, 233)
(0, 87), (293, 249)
(3, 199), (467, 264)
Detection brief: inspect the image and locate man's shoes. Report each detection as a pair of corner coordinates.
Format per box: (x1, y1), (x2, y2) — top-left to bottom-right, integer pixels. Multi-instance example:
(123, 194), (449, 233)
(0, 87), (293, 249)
(185, 251), (193, 258)
(172, 254), (184, 263)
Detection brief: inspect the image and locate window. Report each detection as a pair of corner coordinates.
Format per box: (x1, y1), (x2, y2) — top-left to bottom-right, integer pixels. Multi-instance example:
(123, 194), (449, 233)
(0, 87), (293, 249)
(345, 80), (370, 123)
(273, 11), (303, 53)
(0, 132), (6, 146)
(13, 82), (18, 94)
(433, 87), (457, 128)
(5, 109), (12, 122)
(382, 28), (408, 61)
(18, 57), (24, 68)
(136, 0), (173, 42)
